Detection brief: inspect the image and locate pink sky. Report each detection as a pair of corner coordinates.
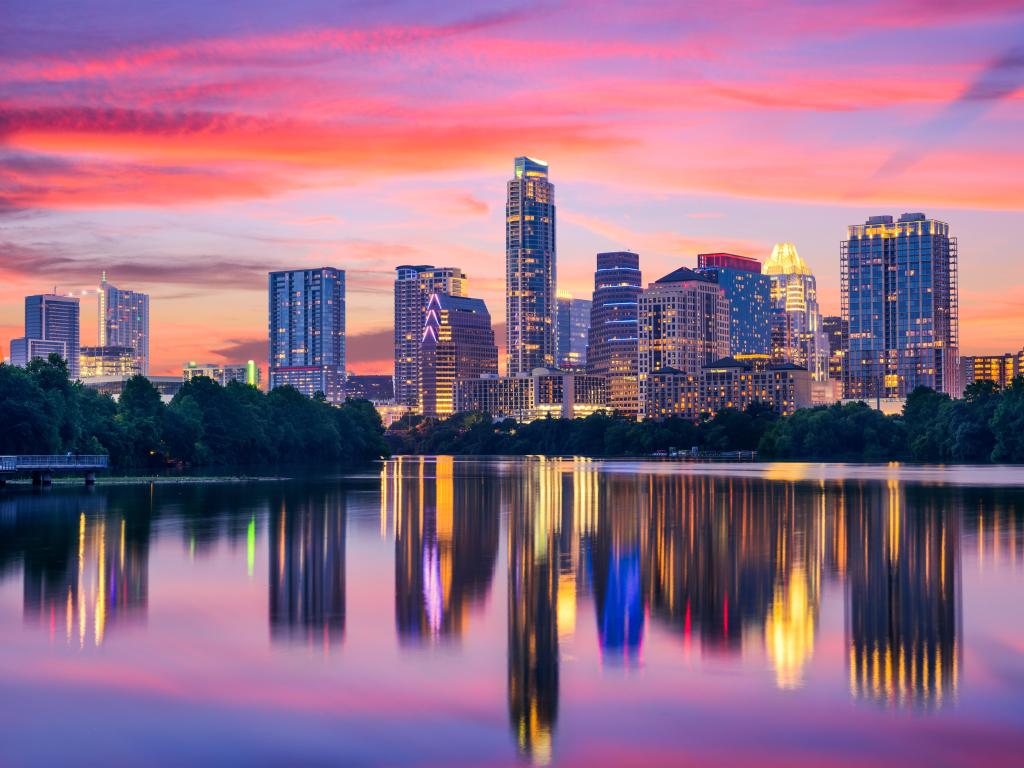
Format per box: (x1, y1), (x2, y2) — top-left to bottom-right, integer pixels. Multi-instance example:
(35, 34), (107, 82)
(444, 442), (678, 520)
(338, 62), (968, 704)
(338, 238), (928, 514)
(1, 0), (1022, 374)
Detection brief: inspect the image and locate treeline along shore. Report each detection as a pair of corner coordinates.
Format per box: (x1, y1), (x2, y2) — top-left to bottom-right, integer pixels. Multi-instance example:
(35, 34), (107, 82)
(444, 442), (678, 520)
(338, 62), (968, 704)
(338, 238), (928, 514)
(387, 379), (1024, 463)
(3, 355), (1023, 467)
(0, 356), (388, 468)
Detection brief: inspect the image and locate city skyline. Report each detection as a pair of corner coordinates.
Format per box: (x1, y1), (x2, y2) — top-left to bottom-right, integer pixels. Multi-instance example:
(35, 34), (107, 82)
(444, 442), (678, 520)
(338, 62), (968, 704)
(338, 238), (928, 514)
(2, 2), (1022, 376)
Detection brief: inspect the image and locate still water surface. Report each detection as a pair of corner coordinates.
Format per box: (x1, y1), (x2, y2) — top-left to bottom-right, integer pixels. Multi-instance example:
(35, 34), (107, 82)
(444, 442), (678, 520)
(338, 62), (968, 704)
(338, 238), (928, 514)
(1, 458), (1023, 766)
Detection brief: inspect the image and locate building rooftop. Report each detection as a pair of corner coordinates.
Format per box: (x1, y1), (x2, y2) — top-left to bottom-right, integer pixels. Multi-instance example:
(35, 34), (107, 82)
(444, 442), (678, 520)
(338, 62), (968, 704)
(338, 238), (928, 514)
(764, 242), (813, 276)
(654, 267), (714, 284)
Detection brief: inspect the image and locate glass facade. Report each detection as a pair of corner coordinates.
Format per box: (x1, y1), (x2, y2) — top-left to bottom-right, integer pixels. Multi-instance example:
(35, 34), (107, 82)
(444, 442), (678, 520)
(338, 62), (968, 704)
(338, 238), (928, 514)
(394, 265), (467, 408)
(586, 251), (642, 416)
(822, 316), (848, 394)
(12, 294), (81, 379)
(555, 293), (591, 370)
(268, 268), (346, 403)
(696, 253), (771, 358)
(764, 243), (829, 382)
(842, 214), (958, 398)
(506, 157), (556, 374)
(419, 293), (498, 418)
(82, 345), (141, 379)
(99, 272), (150, 375)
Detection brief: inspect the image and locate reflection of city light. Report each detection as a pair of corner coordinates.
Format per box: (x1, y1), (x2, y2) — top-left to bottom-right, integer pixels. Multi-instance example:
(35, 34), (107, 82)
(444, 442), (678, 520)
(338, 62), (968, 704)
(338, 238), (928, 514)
(765, 565), (814, 689)
(557, 572), (575, 639)
(247, 516), (256, 577)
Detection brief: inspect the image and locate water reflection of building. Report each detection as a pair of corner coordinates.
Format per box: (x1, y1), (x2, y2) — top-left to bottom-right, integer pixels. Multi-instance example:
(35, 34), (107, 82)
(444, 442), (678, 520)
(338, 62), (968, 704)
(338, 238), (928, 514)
(845, 483), (961, 709)
(269, 492), (346, 646)
(591, 475), (645, 665)
(388, 457), (499, 643)
(507, 459), (561, 765)
(0, 493), (149, 648)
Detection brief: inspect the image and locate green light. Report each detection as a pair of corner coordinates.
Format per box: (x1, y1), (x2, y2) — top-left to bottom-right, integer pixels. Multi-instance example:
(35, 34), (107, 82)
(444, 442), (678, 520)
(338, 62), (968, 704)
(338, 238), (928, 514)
(247, 516), (255, 577)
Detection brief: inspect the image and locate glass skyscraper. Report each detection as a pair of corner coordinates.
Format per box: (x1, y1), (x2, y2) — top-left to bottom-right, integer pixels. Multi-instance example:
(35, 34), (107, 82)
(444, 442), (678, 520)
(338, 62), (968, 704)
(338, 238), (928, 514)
(696, 252), (771, 358)
(506, 156), (556, 375)
(842, 213), (958, 398)
(393, 265), (467, 408)
(764, 243), (829, 382)
(586, 251), (642, 416)
(268, 267), (346, 403)
(555, 292), (591, 371)
(822, 315), (848, 393)
(419, 293), (498, 418)
(99, 272), (150, 375)
(10, 293), (81, 379)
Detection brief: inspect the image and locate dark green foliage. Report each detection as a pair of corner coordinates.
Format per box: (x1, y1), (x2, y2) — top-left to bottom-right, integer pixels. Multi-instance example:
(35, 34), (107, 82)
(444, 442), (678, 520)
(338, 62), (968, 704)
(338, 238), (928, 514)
(0, 360), (387, 468)
(992, 377), (1024, 463)
(757, 401), (906, 461)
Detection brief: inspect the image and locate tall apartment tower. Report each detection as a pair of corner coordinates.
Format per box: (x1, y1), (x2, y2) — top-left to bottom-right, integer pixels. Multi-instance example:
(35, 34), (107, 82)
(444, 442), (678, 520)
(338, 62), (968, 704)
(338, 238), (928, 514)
(822, 315), (848, 393)
(842, 213), (958, 398)
(99, 272), (150, 375)
(586, 251), (642, 416)
(695, 252), (771, 358)
(268, 267), (346, 403)
(419, 293), (498, 418)
(506, 156), (556, 375)
(555, 292), (591, 371)
(394, 265), (467, 408)
(638, 267), (730, 416)
(765, 243), (830, 382)
(10, 293), (81, 379)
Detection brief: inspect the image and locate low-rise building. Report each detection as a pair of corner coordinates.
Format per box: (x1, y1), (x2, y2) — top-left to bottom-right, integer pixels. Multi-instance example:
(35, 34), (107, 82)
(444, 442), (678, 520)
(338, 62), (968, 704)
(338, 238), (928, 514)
(455, 369), (607, 422)
(183, 360), (261, 387)
(959, 352), (1021, 392)
(83, 375), (184, 403)
(647, 357), (814, 420)
(81, 345), (142, 379)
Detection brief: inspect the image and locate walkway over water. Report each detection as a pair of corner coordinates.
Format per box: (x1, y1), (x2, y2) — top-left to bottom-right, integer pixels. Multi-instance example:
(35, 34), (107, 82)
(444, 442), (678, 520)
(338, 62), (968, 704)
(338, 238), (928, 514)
(0, 455), (108, 485)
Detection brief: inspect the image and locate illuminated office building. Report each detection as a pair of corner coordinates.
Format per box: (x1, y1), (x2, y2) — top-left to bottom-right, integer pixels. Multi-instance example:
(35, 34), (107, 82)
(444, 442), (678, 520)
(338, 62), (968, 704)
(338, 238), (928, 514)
(586, 251), (642, 416)
(555, 292), (591, 370)
(394, 265), (467, 408)
(507, 156), (556, 375)
(958, 352), (1020, 392)
(10, 293), (81, 379)
(81, 345), (141, 379)
(842, 214), (959, 398)
(638, 267), (729, 417)
(696, 252), (771, 358)
(765, 243), (829, 382)
(268, 267), (346, 403)
(99, 272), (150, 375)
(419, 293), (498, 418)
(455, 369), (606, 422)
(345, 374), (395, 402)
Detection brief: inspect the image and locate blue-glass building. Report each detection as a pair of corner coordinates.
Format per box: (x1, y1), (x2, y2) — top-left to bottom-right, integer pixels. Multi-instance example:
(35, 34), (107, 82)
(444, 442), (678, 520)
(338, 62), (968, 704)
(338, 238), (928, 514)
(586, 251), (642, 416)
(696, 252), (771, 358)
(10, 293), (81, 379)
(506, 156), (556, 374)
(842, 213), (958, 398)
(268, 267), (346, 403)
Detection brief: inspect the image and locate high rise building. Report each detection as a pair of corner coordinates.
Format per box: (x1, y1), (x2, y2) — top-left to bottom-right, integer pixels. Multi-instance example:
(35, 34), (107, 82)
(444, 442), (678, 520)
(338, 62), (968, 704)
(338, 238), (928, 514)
(555, 292), (591, 370)
(394, 265), (467, 408)
(81, 345), (141, 378)
(99, 272), (150, 375)
(419, 293), (498, 418)
(506, 156), (556, 375)
(696, 252), (771, 358)
(10, 293), (81, 379)
(764, 243), (829, 382)
(586, 251), (642, 416)
(842, 214), (959, 398)
(268, 267), (346, 403)
(638, 267), (729, 416)
(822, 316), (848, 391)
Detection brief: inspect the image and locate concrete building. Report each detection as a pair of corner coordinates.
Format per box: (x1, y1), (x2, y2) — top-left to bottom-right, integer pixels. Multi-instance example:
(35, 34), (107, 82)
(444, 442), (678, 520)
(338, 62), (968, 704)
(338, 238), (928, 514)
(506, 157), (556, 374)
(393, 265), (467, 407)
(346, 374), (395, 402)
(268, 268), (345, 403)
(81, 345), (141, 379)
(959, 352), (1021, 392)
(183, 360), (260, 387)
(586, 251), (642, 417)
(638, 267), (730, 417)
(455, 369), (607, 422)
(646, 358), (814, 421)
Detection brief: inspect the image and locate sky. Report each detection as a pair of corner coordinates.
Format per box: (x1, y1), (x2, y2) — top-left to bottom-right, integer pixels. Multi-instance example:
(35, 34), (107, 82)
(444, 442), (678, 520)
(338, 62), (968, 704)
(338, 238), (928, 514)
(1, 0), (1023, 375)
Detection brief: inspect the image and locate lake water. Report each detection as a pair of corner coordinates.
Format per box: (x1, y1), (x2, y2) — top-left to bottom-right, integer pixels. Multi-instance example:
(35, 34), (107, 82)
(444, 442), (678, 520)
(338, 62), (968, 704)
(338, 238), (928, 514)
(2, 457), (1023, 766)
